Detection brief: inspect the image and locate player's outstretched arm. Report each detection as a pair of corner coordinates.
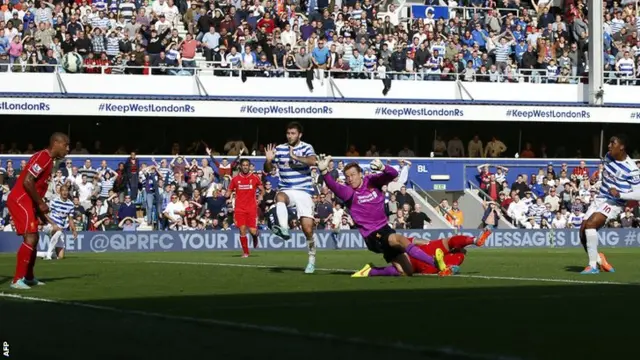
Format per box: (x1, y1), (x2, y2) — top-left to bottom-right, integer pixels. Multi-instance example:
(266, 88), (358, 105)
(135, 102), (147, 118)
(319, 155), (354, 202)
(368, 159), (399, 188)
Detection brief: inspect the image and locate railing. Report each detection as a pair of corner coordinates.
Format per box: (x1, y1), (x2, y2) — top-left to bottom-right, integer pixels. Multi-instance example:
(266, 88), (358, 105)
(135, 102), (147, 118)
(409, 180), (458, 229)
(604, 70), (640, 85)
(0, 62), (595, 84)
(466, 180), (513, 226)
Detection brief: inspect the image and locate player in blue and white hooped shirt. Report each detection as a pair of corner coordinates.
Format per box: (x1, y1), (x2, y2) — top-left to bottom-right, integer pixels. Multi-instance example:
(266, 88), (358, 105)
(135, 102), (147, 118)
(37, 185), (77, 260)
(580, 134), (639, 274)
(264, 122), (318, 273)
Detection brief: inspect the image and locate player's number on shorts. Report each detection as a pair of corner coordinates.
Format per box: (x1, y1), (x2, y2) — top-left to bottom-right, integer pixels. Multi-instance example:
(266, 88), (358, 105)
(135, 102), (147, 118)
(602, 205), (612, 214)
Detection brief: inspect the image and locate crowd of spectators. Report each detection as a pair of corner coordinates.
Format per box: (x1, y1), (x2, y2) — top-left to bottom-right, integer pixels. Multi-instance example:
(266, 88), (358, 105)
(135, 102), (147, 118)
(3, 137), (640, 233)
(0, 146), (416, 232)
(476, 160), (640, 229)
(0, 0), (637, 83)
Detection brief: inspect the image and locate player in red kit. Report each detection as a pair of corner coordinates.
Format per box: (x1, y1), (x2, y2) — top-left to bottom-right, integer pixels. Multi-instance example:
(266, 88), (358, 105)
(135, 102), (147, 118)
(352, 230), (491, 278)
(409, 230), (491, 275)
(227, 159), (264, 257)
(9, 133), (70, 289)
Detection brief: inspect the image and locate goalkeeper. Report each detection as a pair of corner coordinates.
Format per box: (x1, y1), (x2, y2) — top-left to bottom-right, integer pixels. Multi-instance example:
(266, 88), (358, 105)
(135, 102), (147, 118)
(317, 156), (451, 277)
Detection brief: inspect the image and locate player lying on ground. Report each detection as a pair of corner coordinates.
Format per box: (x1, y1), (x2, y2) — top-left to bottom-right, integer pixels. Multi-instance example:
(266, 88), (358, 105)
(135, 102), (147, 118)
(36, 185), (78, 260)
(579, 135), (638, 274)
(8, 132), (70, 289)
(352, 231), (491, 277)
(227, 158), (264, 257)
(317, 155), (449, 276)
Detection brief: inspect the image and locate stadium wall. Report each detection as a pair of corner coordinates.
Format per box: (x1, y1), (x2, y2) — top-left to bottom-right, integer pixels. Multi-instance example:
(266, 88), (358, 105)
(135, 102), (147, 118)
(0, 155), (601, 192)
(0, 229), (638, 253)
(0, 73), (634, 104)
(2, 74), (640, 121)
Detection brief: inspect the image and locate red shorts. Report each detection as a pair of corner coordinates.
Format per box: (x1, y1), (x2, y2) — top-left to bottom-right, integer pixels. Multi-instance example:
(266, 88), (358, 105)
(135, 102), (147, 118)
(7, 198), (38, 235)
(410, 240), (466, 274)
(234, 211), (257, 229)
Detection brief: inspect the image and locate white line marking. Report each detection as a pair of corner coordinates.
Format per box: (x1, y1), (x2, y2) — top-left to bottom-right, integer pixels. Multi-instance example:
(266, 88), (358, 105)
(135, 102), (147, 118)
(144, 260), (635, 286)
(0, 292), (520, 360)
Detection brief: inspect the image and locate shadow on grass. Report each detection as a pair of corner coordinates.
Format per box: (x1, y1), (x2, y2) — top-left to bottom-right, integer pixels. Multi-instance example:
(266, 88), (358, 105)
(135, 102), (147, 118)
(267, 266), (350, 275)
(4, 284), (640, 360)
(564, 265), (587, 273)
(0, 274), (95, 286)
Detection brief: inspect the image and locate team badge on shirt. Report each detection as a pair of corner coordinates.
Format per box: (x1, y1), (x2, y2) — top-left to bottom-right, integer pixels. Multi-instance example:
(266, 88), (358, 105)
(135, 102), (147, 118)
(31, 164), (42, 175)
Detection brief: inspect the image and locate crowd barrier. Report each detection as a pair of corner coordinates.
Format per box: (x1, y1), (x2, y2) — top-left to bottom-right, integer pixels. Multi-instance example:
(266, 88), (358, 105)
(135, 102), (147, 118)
(0, 229), (638, 253)
(0, 155), (600, 191)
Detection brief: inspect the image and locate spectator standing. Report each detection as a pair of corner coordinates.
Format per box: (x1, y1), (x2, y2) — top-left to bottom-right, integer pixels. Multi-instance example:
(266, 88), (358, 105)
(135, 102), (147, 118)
(124, 152), (140, 201)
(468, 135), (484, 157)
(485, 137), (507, 157)
(447, 136), (465, 157)
(482, 201), (501, 229)
(407, 204), (431, 229)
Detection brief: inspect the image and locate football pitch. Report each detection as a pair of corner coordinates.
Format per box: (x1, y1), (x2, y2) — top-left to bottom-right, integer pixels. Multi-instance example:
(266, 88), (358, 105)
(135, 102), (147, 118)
(1, 248), (640, 360)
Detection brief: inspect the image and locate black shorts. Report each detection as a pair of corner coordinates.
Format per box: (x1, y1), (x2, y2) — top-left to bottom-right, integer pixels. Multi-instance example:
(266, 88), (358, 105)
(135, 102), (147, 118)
(364, 225), (404, 263)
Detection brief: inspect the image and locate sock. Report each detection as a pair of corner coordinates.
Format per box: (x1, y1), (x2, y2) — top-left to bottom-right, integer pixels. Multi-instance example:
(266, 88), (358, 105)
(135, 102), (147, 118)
(250, 232), (259, 248)
(276, 202), (289, 230)
(240, 235), (249, 255)
(14, 242), (34, 282)
(36, 251), (47, 258)
(585, 228), (599, 268)
(26, 246), (38, 280)
(369, 265), (400, 276)
(307, 236), (316, 265)
(47, 232), (62, 258)
(579, 230), (588, 252)
(448, 235), (475, 249)
(405, 243), (435, 267)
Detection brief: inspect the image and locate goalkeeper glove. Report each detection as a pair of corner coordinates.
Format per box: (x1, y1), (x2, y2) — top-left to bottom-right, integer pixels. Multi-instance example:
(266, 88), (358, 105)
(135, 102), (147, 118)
(369, 158), (384, 172)
(317, 154), (332, 175)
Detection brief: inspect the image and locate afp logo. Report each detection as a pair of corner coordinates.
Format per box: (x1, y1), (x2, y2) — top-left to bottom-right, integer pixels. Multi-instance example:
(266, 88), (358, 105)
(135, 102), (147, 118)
(417, 165), (428, 173)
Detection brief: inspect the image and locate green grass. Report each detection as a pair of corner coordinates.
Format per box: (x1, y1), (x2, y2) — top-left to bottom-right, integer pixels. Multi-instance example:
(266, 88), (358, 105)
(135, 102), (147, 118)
(1, 248), (640, 360)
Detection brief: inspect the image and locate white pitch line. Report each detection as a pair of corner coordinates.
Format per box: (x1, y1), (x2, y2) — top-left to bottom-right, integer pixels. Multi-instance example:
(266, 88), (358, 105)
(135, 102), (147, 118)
(144, 260), (635, 286)
(0, 292), (520, 360)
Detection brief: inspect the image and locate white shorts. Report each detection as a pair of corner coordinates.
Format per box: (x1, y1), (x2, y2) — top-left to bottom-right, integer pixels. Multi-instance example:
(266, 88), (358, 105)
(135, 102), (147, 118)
(42, 225), (66, 248)
(584, 197), (623, 221)
(281, 189), (314, 219)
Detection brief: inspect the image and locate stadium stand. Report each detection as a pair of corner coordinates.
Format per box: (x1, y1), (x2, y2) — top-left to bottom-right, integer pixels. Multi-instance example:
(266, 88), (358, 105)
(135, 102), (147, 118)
(0, 0), (635, 83)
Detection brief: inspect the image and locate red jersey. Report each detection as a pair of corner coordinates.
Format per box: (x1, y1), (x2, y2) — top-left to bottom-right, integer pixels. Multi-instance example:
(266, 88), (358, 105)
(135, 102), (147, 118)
(8, 149), (54, 204)
(228, 173), (262, 211)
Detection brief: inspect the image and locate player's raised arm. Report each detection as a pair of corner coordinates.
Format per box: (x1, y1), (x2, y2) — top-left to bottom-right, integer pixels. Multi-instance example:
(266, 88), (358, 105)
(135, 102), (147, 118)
(264, 144), (275, 173)
(318, 155), (354, 201)
(289, 144), (317, 166)
(367, 159), (399, 188)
